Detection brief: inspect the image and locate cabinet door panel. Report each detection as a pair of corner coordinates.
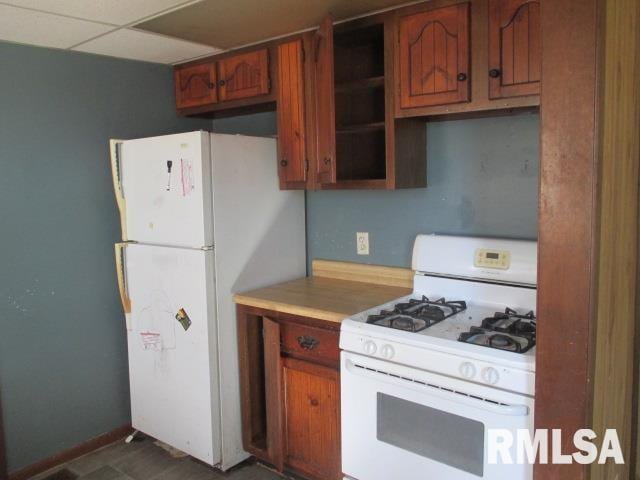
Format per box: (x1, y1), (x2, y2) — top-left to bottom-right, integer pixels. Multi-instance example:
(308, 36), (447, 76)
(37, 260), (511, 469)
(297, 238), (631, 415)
(489, 0), (541, 98)
(277, 40), (307, 189)
(399, 3), (470, 108)
(218, 49), (270, 102)
(263, 317), (284, 470)
(283, 358), (341, 480)
(174, 63), (217, 109)
(314, 15), (337, 184)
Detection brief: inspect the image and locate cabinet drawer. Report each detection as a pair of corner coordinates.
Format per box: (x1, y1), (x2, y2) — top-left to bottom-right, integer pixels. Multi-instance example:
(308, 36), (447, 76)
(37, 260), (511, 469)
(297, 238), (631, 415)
(281, 322), (339, 366)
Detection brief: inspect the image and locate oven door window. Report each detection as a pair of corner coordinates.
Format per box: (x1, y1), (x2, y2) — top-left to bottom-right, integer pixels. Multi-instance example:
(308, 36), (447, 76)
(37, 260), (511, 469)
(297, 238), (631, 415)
(377, 393), (485, 477)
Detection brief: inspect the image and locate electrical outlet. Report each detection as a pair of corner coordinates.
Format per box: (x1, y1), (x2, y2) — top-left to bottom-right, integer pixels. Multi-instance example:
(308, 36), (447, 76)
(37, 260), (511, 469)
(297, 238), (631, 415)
(356, 232), (370, 255)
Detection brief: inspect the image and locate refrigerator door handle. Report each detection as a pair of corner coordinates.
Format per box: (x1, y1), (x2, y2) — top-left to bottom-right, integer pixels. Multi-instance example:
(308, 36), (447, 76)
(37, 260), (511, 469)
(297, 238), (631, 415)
(110, 139), (128, 241)
(114, 242), (132, 330)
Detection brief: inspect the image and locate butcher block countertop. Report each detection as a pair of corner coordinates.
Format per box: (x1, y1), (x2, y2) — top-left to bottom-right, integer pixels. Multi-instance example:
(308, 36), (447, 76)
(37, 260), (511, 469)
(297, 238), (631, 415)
(233, 259), (413, 323)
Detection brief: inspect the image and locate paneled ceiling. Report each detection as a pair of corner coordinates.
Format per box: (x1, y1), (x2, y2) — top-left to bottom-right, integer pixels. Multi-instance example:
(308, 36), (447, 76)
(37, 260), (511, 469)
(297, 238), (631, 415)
(136, 0), (416, 50)
(0, 0), (415, 64)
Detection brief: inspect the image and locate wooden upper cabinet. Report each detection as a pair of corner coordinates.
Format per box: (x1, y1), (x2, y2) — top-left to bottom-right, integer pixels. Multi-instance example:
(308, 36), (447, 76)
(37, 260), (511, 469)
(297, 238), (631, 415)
(217, 49), (270, 102)
(313, 15), (337, 184)
(174, 62), (217, 109)
(277, 40), (307, 189)
(398, 3), (470, 109)
(488, 0), (541, 98)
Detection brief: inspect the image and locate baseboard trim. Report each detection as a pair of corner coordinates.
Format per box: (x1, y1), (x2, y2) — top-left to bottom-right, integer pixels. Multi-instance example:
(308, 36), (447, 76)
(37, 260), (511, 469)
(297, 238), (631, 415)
(8, 424), (132, 480)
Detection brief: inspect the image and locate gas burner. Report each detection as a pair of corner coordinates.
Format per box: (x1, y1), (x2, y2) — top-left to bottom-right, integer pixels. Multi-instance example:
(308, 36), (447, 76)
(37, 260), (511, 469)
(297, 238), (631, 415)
(366, 296), (467, 332)
(366, 311), (429, 332)
(458, 306), (537, 354)
(458, 326), (535, 353)
(480, 308), (536, 338)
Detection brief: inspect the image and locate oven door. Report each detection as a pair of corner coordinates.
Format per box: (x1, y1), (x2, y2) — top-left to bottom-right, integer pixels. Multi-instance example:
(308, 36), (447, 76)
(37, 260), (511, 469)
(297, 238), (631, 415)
(341, 351), (533, 480)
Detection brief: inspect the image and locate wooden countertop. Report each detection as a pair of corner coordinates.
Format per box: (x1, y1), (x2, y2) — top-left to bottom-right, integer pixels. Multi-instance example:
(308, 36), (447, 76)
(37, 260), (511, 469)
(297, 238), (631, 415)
(233, 260), (413, 323)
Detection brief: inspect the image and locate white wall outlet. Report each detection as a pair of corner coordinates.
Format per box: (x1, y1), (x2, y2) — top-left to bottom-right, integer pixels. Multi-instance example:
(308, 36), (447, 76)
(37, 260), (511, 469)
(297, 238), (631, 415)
(356, 232), (370, 255)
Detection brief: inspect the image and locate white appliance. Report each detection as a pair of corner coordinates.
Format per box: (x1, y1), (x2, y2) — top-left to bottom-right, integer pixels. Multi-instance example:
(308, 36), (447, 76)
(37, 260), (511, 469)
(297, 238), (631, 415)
(340, 234), (537, 480)
(110, 131), (305, 468)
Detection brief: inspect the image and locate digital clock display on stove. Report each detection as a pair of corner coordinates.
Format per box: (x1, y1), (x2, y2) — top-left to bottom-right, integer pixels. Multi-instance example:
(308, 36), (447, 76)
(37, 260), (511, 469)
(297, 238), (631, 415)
(474, 248), (511, 269)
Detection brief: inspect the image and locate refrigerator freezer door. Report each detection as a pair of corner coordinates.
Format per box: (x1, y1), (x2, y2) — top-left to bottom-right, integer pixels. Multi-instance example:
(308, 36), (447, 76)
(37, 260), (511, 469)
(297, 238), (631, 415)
(118, 131), (213, 247)
(123, 243), (220, 465)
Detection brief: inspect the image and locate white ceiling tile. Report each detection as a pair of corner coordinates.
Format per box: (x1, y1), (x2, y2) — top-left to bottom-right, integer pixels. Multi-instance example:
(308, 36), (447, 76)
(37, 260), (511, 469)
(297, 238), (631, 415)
(71, 28), (220, 64)
(0, 4), (114, 49)
(0, 0), (198, 26)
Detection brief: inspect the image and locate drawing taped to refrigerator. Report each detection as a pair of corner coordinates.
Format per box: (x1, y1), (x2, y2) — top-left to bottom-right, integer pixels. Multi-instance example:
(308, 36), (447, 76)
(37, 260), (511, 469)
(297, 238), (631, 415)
(110, 131), (305, 468)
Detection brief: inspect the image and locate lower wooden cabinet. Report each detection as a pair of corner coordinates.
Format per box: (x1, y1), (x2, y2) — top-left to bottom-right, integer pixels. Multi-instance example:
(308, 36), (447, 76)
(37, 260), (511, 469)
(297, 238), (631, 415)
(236, 305), (342, 480)
(283, 358), (341, 480)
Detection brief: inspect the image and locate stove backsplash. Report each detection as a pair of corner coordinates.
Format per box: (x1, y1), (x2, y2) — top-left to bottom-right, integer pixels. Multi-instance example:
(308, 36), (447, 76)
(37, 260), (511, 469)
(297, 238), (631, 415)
(307, 112), (539, 268)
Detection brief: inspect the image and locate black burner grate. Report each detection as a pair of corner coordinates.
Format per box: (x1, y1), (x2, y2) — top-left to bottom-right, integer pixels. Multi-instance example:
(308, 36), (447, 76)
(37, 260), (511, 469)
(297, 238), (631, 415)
(458, 307), (537, 353)
(366, 296), (467, 332)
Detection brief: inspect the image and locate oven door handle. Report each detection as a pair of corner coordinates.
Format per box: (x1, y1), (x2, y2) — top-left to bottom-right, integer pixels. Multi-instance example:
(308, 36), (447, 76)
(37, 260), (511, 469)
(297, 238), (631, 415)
(345, 359), (530, 417)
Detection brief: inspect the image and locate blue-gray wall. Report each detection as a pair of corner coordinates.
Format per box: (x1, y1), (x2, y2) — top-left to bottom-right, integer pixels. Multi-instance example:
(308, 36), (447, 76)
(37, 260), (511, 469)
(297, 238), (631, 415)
(0, 39), (539, 473)
(308, 113), (539, 266)
(212, 111), (540, 268)
(0, 42), (209, 472)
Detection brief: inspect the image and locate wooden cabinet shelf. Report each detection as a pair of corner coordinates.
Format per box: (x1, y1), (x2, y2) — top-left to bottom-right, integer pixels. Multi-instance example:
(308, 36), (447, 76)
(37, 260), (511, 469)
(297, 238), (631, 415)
(336, 121), (386, 133)
(335, 76), (385, 92)
(306, 18), (426, 190)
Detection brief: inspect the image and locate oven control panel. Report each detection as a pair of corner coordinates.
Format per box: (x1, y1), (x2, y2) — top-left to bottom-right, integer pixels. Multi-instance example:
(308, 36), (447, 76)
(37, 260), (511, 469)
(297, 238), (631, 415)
(340, 328), (535, 396)
(474, 248), (511, 270)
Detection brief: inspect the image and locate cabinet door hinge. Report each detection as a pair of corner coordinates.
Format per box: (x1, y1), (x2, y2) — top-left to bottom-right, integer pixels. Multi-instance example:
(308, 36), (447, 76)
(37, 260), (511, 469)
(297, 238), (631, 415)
(267, 77), (272, 91)
(301, 47), (306, 63)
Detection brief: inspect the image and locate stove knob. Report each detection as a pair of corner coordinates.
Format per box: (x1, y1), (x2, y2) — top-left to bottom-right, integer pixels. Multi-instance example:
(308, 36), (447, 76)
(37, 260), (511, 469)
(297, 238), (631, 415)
(459, 362), (476, 379)
(481, 367), (500, 385)
(380, 344), (395, 359)
(363, 340), (377, 356)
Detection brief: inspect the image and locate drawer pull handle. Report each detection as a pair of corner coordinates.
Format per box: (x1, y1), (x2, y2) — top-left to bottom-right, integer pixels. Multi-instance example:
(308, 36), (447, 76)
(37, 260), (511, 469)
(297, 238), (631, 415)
(297, 335), (319, 350)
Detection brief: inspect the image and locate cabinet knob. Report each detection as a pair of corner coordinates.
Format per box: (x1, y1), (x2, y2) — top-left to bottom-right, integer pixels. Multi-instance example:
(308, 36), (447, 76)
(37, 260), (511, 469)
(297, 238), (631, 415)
(297, 335), (319, 350)
(218, 79), (226, 86)
(457, 73), (468, 82)
(280, 159), (288, 167)
(207, 82), (215, 89)
(323, 157), (331, 165)
(489, 69), (501, 78)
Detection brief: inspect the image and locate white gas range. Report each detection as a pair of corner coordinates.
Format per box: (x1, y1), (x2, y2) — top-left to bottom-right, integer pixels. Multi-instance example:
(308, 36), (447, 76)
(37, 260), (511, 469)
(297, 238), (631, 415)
(340, 235), (537, 480)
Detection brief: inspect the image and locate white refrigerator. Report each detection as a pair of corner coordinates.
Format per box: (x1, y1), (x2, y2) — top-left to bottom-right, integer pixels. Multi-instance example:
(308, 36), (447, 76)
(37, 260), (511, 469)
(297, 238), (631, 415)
(109, 131), (305, 468)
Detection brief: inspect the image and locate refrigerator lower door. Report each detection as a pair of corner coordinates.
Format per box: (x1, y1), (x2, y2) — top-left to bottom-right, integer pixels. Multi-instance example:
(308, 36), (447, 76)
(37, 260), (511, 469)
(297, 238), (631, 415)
(117, 131), (213, 248)
(123, 243), (220, 465)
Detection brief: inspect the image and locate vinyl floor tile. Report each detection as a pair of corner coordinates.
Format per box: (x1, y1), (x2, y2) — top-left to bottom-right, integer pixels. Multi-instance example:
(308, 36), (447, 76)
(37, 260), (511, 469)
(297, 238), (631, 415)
(29, 440), (284, 480)
(79, 465), (133, 480)
(68, 441), (148, 476)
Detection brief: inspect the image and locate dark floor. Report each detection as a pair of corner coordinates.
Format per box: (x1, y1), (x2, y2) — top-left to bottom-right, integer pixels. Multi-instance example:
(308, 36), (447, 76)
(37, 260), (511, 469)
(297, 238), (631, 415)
(31, 439), (285, 480)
